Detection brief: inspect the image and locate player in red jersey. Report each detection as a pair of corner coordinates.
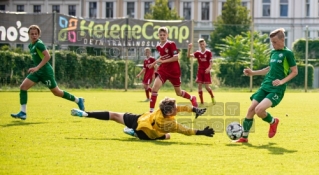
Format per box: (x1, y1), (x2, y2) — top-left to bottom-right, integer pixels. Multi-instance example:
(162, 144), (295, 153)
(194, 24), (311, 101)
(147, 27), (198, 112)
(136, 47), (156, 102)
(187, 39), (215, 105)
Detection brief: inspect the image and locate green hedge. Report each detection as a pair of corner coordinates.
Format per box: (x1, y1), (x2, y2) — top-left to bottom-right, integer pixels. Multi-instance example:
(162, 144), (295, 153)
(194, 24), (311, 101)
(0, 50), (140, 88)
(217, 62), (314, 88)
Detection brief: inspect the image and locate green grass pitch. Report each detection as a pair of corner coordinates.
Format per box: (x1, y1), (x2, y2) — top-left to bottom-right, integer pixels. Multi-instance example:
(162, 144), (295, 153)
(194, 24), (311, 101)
(0, 90), (319, 174)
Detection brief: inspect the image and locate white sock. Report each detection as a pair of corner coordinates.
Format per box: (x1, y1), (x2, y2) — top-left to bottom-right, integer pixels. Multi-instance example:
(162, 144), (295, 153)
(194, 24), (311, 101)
(74, 97), (79, 103)
(21, 105), (27, 113)
(150, 108), (154, 112)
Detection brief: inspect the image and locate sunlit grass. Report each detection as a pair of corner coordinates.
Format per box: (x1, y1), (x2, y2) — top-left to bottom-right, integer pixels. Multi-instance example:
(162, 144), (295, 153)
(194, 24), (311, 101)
(1, 90), (319, 174)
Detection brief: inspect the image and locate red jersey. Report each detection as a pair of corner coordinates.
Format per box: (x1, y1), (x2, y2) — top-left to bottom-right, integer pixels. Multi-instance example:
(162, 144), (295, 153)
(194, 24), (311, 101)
(143, 56), (156, 78)
(156, 40), (180, 75)
(193, 49), (212, 70)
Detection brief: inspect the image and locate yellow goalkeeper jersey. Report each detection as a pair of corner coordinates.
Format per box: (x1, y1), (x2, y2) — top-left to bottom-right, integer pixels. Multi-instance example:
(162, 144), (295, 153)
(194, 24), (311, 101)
(136, 105), (196, 139)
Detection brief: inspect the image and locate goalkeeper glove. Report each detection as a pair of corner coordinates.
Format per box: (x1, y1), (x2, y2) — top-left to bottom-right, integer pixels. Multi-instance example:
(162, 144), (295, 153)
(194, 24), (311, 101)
(192, 107), (207, 119)
(196, 126), (215, 137)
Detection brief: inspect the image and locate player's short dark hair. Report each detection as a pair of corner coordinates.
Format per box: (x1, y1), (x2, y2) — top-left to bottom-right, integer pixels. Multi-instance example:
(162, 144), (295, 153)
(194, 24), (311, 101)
(269, 28), (285, 39)
(28, 25), (41, 35)
(159, 97), (176, 117)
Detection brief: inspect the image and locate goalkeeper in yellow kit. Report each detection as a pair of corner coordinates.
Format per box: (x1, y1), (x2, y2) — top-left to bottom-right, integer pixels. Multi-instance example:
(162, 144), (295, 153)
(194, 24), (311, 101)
(71, 97), (214, 140)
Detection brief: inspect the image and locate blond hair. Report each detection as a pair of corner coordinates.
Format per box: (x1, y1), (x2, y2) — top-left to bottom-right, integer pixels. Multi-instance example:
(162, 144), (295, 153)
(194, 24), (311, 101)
(269, 28), (285, 39)
(198, 38), (206, 44)
(158, 27), (168, 34)
(28, 25), (41, 35)
(144, 47), (151, 52)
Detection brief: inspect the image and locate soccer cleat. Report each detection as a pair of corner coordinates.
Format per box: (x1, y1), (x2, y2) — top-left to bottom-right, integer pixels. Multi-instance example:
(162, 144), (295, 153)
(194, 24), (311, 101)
(233, 137), (248, 143)
(268, 118), (279, 138)
(11, 111), (27, 120)
(144, 99), (150, 102)
(77, 97), (85, 111)
(191, 96), (198, 107)
(123, 127), (136, 137)
(212, 97), (216, 105)
(71, 108), (87, 117)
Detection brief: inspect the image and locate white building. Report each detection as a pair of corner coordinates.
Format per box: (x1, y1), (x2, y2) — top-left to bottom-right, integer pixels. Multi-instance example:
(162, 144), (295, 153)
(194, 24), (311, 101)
(1, 0), (319, 49)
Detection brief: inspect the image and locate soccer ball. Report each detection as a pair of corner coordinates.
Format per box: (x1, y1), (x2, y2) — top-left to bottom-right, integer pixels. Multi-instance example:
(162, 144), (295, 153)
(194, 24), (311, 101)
(226, 122), (243, 140)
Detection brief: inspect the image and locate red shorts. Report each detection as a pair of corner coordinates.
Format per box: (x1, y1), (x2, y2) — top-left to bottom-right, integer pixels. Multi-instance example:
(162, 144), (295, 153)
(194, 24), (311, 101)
(196, 69), (211, 84)
(142, 74), (153, 85)
(156, 69), (181, 87)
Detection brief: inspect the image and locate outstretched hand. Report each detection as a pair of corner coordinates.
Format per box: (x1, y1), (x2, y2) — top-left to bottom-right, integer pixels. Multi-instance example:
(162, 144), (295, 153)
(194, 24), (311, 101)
(196, 126), (215, 137)
(192, 107), (207, 119)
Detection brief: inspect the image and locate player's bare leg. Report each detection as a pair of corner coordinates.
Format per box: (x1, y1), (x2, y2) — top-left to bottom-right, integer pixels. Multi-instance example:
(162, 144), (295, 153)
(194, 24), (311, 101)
(255, 99), (279, 138)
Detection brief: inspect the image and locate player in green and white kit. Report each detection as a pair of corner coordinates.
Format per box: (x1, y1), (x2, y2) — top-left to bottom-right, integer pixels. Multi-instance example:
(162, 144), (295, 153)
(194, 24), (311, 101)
(11, 25), (85, 120)
(236, 28), (298, 143)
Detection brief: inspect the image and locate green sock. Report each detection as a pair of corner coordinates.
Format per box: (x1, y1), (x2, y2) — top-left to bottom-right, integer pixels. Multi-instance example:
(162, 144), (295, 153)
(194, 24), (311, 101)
(62, 91), (76, 102)
(20, 90), (27, 105)
(242, 118), (253, 138)
(262, 112), (274, 124)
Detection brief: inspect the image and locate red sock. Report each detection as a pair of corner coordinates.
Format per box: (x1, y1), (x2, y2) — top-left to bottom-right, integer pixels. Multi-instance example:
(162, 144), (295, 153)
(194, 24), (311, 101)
(145, 89), (149, 99)
(207, 88), (214, 98)
(150, 92), (158, 110)
(198, 91), (203, 104)
(181, 90), (191, 100)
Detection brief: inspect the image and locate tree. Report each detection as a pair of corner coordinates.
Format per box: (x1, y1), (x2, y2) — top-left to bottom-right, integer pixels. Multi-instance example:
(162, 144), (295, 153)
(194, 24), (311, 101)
(208, 0), (251, 56)
(217, 31), (270, 69)
(144, 0), (183, 20)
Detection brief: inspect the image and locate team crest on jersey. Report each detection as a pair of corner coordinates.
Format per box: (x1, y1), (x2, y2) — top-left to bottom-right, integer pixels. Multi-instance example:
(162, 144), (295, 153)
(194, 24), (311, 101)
(279, 53), (283, 57)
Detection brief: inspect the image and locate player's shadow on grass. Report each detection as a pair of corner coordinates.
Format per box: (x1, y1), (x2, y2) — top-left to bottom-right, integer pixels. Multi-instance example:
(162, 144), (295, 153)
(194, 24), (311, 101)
(65, 137), (213, 146)
(226, 142), (297, 155)
(1, 121), (46, 127)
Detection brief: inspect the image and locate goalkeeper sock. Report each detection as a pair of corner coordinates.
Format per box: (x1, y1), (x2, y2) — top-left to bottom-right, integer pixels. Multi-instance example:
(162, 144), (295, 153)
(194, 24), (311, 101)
(62, 91), (76, 101)
(86, 111), (110, 120)
(262, 112), (274, 124)
(242, 118), (254, 138)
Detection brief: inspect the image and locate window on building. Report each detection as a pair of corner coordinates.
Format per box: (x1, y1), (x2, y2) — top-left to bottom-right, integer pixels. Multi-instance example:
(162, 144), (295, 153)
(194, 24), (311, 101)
(144, 2), (152, 15)
(89, 2), (97, 18)
(200, 34), (210, 42)
(17, 5), (24, 12)
(0, 5), (5, 11)
(105, 2), (113, 18)
(262, 0), (270, 17)
(280, 0), (288, 17)
(306, 0), (310, 17)
(201, 2), (210, 20)
(34, 5), (41, 13)
(242, 2), (248, 8)
(16, 44), (24, 50)
(52, 5), (60, 13)
(127, 2), (135, 18)
(222, 2), (226, 11)
(183, 2), (191, 20)
(168, 1), (173, 10)
(68, 5), (76, 16)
